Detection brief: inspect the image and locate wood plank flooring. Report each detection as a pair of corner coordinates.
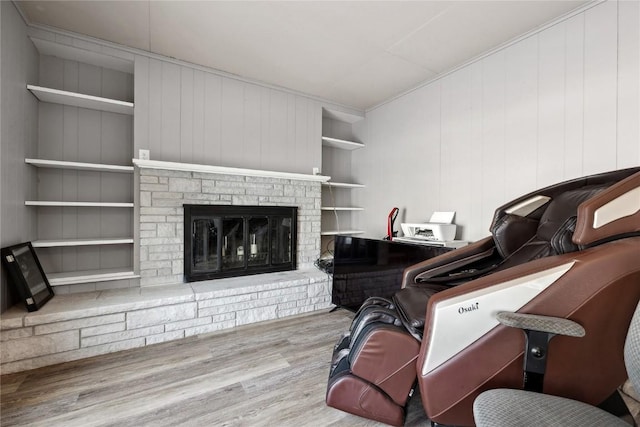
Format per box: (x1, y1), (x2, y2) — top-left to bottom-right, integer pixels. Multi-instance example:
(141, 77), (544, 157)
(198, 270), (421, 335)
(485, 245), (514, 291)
(0, 309), (430, 427)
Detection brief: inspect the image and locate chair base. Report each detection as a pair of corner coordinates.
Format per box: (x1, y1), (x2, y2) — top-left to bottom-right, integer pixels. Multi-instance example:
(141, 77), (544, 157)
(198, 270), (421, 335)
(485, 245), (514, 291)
(326, 371), (406, 426)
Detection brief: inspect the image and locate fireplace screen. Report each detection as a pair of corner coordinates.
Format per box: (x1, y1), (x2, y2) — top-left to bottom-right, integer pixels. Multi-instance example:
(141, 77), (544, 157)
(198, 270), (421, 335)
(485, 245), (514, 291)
(184, 205), (297, 281)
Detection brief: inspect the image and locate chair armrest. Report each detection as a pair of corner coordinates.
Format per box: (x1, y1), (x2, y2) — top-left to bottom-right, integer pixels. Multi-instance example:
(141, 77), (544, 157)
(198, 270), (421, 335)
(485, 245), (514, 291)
(496, 311), (585, 338)
(401, 236), (495, 287)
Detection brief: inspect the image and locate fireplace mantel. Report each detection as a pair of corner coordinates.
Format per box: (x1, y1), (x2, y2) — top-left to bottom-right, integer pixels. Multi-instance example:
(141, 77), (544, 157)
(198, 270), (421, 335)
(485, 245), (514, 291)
(133, 159), (331, 183)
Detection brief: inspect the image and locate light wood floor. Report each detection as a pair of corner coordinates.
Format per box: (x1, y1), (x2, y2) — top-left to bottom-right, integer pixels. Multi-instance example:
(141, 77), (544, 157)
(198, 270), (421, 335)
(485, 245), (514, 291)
(0, 309), (430, 427)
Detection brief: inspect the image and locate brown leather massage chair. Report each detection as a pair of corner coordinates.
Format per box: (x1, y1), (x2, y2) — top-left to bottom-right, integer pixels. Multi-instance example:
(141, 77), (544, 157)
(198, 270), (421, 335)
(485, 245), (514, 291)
(326, 167), (640, 426)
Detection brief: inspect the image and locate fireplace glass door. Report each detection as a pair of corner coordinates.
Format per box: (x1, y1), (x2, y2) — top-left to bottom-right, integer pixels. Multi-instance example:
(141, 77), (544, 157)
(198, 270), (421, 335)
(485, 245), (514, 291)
(184, 205), (297, 282)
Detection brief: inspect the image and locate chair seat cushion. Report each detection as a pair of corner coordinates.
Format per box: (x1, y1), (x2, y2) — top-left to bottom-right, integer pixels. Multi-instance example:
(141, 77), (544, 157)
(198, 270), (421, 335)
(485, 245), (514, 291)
(473, 389), (629, 427)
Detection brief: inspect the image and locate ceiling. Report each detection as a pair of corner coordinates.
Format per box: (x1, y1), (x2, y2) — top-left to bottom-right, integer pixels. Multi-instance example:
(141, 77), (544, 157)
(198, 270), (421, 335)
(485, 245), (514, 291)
(16, 1), (590, 110)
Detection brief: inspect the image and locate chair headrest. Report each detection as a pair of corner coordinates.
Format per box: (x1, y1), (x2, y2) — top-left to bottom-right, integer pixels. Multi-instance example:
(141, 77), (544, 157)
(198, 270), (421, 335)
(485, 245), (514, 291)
(574, 171), (640, 246)
(537, 185), (608, 242)
(535, 184), (608, 254)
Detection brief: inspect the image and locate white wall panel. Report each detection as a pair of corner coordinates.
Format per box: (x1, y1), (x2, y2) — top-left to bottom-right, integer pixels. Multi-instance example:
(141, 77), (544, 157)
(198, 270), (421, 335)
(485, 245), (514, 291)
(504, 36), (538, 198)
(479, 50), (507, 233)
(134, 56), (149, 152)
(191, 70), (205, 164)
(243, 83), (263, 171)
(563, 13), (585, 179)
(220, 78), (244, 167)
(537, 24), (566, 187)
(202, 72), (223, 165)
(469, 61), (485, 238)
(358, 0), (639, 242)
(441, 68), (475, 238)
(583, 0), (618, 175)
(180, 67), (194, 163)
(617, 0), (640, 168)
(147, 58), (162, 160)
(160, 62), (181, 162)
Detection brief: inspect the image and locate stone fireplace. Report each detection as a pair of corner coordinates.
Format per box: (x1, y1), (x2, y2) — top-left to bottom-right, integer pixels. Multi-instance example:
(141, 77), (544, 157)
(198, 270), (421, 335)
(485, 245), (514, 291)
(135, 160), (326, 287)
(0, 161), (332, 374)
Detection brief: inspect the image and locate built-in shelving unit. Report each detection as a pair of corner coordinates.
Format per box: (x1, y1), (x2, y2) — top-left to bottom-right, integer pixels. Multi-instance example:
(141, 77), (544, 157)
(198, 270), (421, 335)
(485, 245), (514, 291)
(25, 201), (134, 207)
(320, 109), (366, 249)
(47, 268), (139, 286)
(27, 85), (134, 115)
(321, 207), (364, 211)
(32, 238), (134, 248)
(26, 158), (134, 173)
(26, 40), (136, 289)
(322, 181), (365, 189)
(320, 230), (366, 236)
(321, 136), (365, 150)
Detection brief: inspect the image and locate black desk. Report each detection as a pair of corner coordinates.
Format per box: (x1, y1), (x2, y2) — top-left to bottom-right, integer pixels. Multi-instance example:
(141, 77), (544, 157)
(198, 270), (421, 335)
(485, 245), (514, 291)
(331, 236), (453, 311)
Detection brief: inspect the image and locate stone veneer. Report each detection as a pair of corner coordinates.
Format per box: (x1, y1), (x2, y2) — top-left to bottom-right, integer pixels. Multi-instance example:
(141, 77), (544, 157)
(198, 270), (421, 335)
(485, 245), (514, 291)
(0, 163), (333, 374)
(138, 167), (322, 286)
(0, 269), (331, 374)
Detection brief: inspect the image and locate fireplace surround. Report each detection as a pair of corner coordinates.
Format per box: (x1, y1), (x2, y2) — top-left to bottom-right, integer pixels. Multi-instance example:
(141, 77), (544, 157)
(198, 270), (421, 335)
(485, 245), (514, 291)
(184, 205), (297, 281)
(135, 159), (327, 287)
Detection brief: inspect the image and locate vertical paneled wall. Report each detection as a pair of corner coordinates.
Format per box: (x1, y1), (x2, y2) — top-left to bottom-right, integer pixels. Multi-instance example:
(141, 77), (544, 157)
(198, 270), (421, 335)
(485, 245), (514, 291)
(0, 2), (39, 311)
(355, 0), (640, 242)
(134, 57), (326, 175)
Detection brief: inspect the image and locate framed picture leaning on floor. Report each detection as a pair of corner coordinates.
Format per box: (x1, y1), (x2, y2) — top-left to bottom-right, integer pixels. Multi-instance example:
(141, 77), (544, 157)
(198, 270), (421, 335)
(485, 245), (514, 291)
(1, 242), (54, 312)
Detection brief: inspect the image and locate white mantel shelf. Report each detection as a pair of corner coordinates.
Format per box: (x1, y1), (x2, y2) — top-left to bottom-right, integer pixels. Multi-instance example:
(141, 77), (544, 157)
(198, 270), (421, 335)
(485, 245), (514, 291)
(133, 159), (331, 183)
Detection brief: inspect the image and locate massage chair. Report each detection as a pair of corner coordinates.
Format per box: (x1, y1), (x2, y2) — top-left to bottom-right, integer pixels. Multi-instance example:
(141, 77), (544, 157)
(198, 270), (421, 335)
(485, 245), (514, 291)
(326, 167), (640, 426)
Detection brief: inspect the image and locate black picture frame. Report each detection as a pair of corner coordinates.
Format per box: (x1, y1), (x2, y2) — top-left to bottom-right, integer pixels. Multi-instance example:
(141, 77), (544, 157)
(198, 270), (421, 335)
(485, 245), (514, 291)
(1, 242), (54, 312)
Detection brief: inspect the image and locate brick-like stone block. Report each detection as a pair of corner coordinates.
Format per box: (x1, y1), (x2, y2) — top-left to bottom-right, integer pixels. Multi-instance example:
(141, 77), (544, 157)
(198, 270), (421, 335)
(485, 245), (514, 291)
(81, 322), (126, 337)
(172, 260), (183, 275)
(1, 328), (33, 342)
(148, 244), (182, 253)
(284, 184), (306, 197)
(203, 181), (245, 195)
(165, 316), (214, 332)
(184, 320), (236, 337)
(140, 237), (182, 246)
(257, 285), (308, 300)
(140, 191), (152, 206)
(81, 325), (164, 347)
(198, 293), (255, 309)
(126, 303), (197, 329)
(146, 330), (185, 345)
(151, 192), (184, 200)
(154, 169), (193, 179)
(140, 230), (157, 238)
(140, 260), (172, 270)
(140, 215), (167, 223)
(140, 207), (180, 216)
(1, 330), (79, 363)
(278, 305), (316, 318)
(140, 269), (158, 277)
(157, 223), (176, 237)
(236, 305), (278, 326)
(140, 183), (169, 192)
(34, 313), (125, 335)
(169, 177), (201, 193)
(140, 176), (159, 184)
